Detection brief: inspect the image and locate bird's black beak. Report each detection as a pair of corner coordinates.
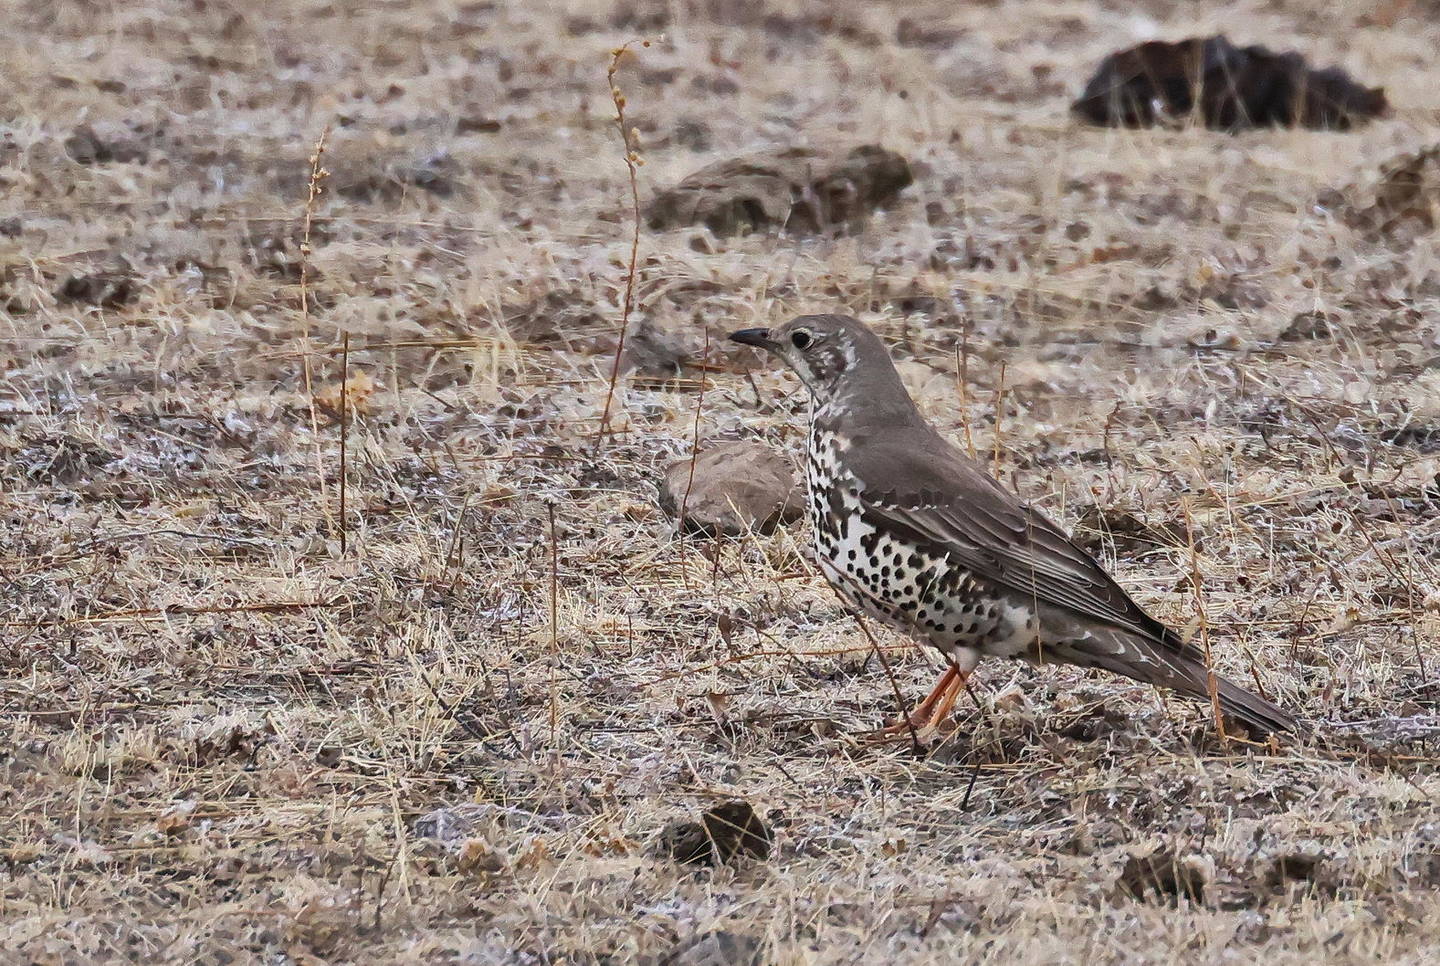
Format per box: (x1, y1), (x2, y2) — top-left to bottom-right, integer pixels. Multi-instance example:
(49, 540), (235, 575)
(728, 328), (778, 351)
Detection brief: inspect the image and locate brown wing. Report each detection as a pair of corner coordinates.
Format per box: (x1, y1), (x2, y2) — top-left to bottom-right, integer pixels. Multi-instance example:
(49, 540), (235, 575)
(848, 432), (1175, 644)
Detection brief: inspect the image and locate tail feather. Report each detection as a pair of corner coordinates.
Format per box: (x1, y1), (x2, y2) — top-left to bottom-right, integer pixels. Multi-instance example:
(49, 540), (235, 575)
(1207, 668), (1295, 735)
(1054, 627), (1296, 735)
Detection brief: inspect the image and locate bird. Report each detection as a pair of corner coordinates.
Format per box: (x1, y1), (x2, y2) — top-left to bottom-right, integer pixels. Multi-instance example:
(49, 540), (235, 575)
(729, 314), (1295, 738)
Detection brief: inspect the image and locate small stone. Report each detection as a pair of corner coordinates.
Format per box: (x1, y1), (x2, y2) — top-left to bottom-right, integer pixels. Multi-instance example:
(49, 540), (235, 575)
(1116, 847), (1208, 904)
(1280, 310), (1337, 341)
(56, 270), (136, 308)
(657, 799), (774, 866)
(63, 124), (149, 165)
(660, 441), (801, 537)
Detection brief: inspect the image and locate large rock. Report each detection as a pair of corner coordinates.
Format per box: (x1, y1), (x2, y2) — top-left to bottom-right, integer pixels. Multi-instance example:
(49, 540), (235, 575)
(1072, 36), (1387, 132)
(647, 144), (912, 236)
(659, 441), (801, 537)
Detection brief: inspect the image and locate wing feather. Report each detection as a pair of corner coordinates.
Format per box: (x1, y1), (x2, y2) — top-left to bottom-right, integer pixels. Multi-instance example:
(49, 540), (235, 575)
(850, 440), (1171, 642)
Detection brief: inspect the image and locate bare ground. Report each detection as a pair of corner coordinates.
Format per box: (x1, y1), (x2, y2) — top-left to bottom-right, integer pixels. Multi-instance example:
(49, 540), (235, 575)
(4, 0), (1440, 962)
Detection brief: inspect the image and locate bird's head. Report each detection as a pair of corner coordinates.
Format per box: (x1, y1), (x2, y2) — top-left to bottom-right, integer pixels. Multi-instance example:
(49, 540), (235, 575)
(729, 314), (898, 408)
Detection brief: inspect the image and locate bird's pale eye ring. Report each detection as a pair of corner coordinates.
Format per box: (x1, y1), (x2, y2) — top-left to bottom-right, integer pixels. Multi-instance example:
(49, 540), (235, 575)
(790, 330), (813, 350)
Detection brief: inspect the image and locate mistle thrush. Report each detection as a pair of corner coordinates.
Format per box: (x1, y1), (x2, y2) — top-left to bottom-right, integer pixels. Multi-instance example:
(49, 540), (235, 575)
(730, 314), (1294, 736)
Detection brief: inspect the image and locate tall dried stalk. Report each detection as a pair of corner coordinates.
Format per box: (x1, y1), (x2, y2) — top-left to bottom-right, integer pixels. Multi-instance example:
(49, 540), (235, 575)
(957, 322), (977, 461)
(300, 125), (334, 531)
(677, 327), (711, 586)
(595, 40), (651, 450)
(990, 361), (1007, 478)
(338, 331), (350, 555)
(833, 585), (922, 754)
(1181, 497), (1225, 740)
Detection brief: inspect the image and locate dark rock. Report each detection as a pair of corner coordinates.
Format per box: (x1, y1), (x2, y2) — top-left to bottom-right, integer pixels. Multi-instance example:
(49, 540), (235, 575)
(896, 17), (965, 48)
(501, 289), (605, 346)
(457, 115), (502, 134)
(64, 124), (149, 164)
(1325, 146), (1440, 244)
(647, 145), (913, 236)
(335, 153), (464, 202)
(1260, 847), (1339, 896)
(658, 800), (773, 866)
(56, 270), (136, 308)
(1071, 505), (1187, 555)
(1073, 36), (1387, 131)
(1117, 847), (1208, 904)
(620, 318), (692, 378)
(1280, 310), (1338, 340)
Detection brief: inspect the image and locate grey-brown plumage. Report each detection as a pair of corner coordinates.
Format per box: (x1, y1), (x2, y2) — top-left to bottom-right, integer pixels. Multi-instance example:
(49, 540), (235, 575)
(730, 314), (1294, 735)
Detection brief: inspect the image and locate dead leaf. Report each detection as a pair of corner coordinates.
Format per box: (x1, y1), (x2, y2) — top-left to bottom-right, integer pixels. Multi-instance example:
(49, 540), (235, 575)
(315, 369), (375, 419)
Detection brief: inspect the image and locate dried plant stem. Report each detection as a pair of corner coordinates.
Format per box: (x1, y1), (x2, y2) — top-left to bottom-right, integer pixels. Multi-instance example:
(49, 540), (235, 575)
(548, 501), (560, 742)
(957, 323), (977, 461)
(991, 361), (1007, 477)
(299, 124), (334, 531)
(1102, 398), (1123, 501)
(338, 331), (350, 556)
(1182, 497), (1225, 740)
(677, 327), (711, 585)
(442, 492), (472, 587)
(832, 584), (922, 754)
(645, 641), (916, 685)
(6, 599), (343, 629)
(595, 40), (651, 450)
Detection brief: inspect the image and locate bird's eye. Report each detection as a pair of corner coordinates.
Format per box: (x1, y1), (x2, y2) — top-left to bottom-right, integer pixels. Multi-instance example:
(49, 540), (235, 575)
(790, 330), (813, 350)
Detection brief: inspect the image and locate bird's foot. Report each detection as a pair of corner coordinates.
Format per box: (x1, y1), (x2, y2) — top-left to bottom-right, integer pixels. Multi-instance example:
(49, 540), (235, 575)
(864, 664), (969, 743)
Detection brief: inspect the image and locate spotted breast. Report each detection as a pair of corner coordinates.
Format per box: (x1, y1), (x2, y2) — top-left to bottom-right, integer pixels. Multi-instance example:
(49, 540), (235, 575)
(805, 417), (1039, 675)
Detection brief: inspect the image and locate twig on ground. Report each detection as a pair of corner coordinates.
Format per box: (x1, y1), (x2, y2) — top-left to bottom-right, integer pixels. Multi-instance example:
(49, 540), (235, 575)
(1182, 496), (1226, 741)
(7, 598), (345, 629)
(678, 326), (710, 586)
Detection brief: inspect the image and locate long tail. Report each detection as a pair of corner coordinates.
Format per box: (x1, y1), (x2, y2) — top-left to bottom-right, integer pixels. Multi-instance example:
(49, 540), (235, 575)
(1056, 628), (1296, 735)
(1185, 661), (1296, 735)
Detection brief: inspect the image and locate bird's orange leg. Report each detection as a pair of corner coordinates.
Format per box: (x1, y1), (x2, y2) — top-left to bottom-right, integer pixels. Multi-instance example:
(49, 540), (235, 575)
(870, 663), (970, 739)
(926, 667), (968, 726)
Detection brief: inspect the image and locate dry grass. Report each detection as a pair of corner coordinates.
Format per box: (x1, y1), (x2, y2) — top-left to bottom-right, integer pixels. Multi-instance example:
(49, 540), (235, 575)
(3, 0), (1440, 962)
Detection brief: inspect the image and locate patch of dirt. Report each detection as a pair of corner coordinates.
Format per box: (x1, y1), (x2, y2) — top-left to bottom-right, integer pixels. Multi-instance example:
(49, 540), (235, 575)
(55, 269), (137, 308)
(1322, 145), (1440, 245)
